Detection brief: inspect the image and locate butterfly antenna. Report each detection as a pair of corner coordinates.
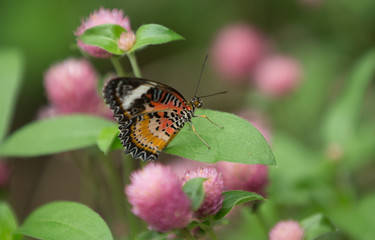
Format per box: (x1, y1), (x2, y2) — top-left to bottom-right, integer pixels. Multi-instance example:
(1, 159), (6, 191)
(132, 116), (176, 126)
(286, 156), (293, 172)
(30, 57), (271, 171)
(199, 91), (228, 99)
(194, 54), (209, 97)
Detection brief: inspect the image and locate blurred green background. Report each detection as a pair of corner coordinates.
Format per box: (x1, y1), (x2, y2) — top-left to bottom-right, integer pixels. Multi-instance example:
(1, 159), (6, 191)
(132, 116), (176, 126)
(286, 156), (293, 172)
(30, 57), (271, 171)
(1, 0), (375, 239)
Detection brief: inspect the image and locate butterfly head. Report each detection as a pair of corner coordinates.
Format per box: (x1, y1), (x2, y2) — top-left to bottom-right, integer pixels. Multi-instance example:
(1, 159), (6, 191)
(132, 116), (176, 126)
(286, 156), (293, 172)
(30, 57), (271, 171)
(190, 97), (203, 110)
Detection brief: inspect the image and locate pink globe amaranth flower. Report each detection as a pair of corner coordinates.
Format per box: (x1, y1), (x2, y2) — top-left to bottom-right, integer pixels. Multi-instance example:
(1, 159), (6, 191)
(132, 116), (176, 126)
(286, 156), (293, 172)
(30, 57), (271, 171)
(252, 55), (302, 97)
(269, 220), (304, 240)
(236, 110), (272, 144)
(43, 58), (112, 118)
(126, 163), (193, 232)
(0, 161), (10, 187)
(182, 167), (224, 218)
(215, 162), (268, 197)
(211, 24), (267, 82)
(75, 8), (132, 58)
(167, 157), (210, 178)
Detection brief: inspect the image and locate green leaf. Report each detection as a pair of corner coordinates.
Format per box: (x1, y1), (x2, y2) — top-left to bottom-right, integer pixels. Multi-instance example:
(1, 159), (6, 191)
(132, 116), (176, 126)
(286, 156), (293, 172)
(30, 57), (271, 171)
(78, 24), (126, 55)
(106, 109), (275, 165)
(182, 178), (206, 211)
(0, 48), (24, 143)
(129, 24), (184, 53)
(0, 202), (21, 240)
(97, 126), (119, 155)
(300, 214), (336, 240)
(0, 115), (115, 157)
(16, 201), (113, 240)
(166, 109), (275, 165)
(322, 49), (375, 148)
(214, 191), (264, 220)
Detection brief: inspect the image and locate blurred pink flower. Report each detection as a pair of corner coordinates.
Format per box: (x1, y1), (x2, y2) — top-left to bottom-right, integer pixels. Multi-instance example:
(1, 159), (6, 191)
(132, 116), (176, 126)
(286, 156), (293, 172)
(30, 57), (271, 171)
(211, 24), (267, 82)
(182, 167), (224, 218)
(42, 58), (112, 118)
(0, 161), (10, 187)
(75, 8), (132, 58)
(118, 31), (136, 52)
(269, 220), (304, 240)
(252, 55), (302, 97)
(167, 157), (209, 178)
(215, 162), (268, 197)
(236, 110), (272, 144)
(125, 163), (192, 232)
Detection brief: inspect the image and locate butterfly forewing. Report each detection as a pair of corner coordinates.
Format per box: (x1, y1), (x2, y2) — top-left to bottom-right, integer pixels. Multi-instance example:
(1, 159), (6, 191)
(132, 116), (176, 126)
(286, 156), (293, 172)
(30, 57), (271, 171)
(103, 77), (193, 161)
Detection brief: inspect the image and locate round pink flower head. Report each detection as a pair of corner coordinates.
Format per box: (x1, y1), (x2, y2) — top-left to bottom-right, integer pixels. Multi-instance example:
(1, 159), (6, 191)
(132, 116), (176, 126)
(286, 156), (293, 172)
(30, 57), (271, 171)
(126, 163), (193, 232)
(182, 167), (224, 218)
(269, 220), (304, 240)
(44, 58), (110, 117)
(252, 55), (302, 97)
(236, 110), (272, 144)
(211, 23), (267, 82)
(0, 161), (10, 187)
(75, 8), (132, 58)
(215, 162), (268, 197)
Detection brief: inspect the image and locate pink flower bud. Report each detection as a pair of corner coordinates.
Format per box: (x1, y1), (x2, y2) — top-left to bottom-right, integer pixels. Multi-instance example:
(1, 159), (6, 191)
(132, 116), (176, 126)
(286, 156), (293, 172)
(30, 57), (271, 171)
(126, 163), (193, 232)
(215, 162), (268, 197)
(182, 167), (224, 218)
(252, 55), (302, 97)
(269, 220), (304, 240)
(0, 161), (10, 187)
(211, 24), (267, 82)
(43, 58), (112, 118)
(117, 31), (136, 52)
(75, 8), (132, 58)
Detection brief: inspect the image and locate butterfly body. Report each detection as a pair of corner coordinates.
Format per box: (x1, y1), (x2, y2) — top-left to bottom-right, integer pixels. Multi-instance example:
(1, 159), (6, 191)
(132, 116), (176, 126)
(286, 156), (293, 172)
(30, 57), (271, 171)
(103, 77), (201, 161)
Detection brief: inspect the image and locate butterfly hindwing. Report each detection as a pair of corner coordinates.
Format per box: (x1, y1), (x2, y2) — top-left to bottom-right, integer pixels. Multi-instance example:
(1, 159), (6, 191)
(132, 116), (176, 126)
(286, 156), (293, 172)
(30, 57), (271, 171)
(103, 77), (193, 161)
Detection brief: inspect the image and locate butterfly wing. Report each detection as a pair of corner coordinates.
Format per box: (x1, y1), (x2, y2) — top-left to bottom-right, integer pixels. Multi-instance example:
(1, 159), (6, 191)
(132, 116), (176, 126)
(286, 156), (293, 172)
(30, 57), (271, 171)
(103, 77), (193, 161)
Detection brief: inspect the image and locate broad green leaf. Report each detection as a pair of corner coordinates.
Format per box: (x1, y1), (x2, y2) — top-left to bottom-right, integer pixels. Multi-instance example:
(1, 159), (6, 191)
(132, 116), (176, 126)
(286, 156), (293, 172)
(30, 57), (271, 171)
(166, 109), (275, 164)
(300, 213), (336, 240)
(322, 49), (375, 148)
(16, 201), (113, 240)
(0, 115), (115, 157)
(97, 126), (119, 155)
(182, 178), (206, 211)
(0, 48), (24, 143)
(0, 202), (21, 240)
(78, 24), (126, 55)
(105, 109), (275, 165)
(214, 191), (263, 220)
(129, 24), (184, 53)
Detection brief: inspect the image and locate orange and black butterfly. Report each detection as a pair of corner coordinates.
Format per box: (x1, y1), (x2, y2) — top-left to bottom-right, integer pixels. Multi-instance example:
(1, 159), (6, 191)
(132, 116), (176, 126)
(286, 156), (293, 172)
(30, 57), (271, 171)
(103, 77), (225, 161)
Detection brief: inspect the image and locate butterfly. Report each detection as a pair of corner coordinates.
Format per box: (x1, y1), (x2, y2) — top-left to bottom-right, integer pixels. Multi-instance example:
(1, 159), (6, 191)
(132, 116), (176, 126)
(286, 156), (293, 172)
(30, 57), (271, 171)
(103, 77), (225, 161)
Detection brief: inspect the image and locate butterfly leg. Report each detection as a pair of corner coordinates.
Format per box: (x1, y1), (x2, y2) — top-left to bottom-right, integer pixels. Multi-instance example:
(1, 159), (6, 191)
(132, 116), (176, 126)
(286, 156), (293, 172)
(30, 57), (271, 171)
(190, 123), (211, 149)
(194, 115), (223, 129)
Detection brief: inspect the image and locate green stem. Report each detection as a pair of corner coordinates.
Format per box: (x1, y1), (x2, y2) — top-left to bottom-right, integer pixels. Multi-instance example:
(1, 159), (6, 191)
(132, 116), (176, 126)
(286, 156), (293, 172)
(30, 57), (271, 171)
(99, 156), (129, 231)
(110, 56), (126, 76)
(122, 153), (142, 238)
(127, 52), (142, 78)
(253, 207), (269, 238)
(200, 224), (218, 240)
(180, 228), (195, 240)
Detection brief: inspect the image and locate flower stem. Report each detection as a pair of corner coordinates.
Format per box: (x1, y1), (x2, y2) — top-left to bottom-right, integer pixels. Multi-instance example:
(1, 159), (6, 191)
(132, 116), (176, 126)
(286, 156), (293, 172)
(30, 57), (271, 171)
(127, 52), (142, 78)
(199, 224), (218, 240)
(180, 228), (195, 240)
(122, 153), (143, 238)
(110, 56), (126, 76)
(99, 156), (128, 222)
